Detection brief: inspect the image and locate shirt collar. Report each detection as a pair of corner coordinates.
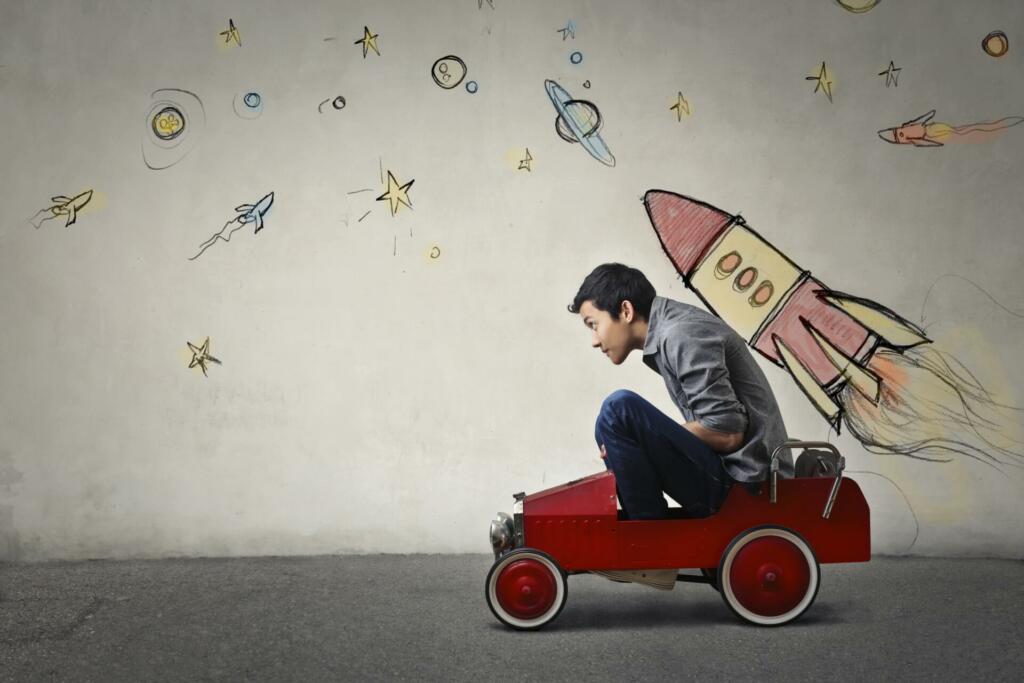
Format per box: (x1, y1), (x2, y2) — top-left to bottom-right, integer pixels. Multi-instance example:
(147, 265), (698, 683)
(642, 296), (666, 357)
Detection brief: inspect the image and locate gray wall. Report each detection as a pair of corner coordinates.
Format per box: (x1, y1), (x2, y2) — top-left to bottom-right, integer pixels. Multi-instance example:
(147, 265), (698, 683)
(1, 0), (1022, 561)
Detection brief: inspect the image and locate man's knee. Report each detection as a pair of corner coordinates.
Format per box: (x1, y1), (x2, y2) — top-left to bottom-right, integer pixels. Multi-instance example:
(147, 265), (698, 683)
(596, 389), (644, 430)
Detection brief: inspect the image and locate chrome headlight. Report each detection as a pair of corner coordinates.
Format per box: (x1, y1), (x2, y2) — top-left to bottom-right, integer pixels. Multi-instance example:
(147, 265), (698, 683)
(489, 512), (514, 559)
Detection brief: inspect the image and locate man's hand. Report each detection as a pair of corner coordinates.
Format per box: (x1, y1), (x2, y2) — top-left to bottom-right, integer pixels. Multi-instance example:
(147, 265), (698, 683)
(683, 421), (743, 453)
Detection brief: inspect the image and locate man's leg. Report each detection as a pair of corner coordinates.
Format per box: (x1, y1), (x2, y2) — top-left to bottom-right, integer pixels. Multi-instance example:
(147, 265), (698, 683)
(594, 389), (732, 519)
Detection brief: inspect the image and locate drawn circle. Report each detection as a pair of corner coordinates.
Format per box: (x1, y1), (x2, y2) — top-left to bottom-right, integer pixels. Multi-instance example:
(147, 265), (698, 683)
(431, 55), (467, 90)
(142, 88), (206, 170)
(332, 95), (346, 109)
(982, 31), (1008, 58)
(233, 91), (264, 119)
(429, 246), (441, 259)
(733, 267), (758, 291)
(582, 80), (591, 89)
(750, 281), (774, 307)
(715, 251), (742, 279)
(569, 51), (583, 64)
(152, 106), (185, 140)
(466, 80), (479, 94)
(834, 0), (881, 12)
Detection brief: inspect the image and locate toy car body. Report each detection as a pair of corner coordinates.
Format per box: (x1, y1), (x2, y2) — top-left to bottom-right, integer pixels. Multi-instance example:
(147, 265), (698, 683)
(486, 442), (870, 628)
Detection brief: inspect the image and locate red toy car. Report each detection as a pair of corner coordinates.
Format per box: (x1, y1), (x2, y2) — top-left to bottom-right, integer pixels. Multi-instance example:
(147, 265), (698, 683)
(486, 441), (870, 628)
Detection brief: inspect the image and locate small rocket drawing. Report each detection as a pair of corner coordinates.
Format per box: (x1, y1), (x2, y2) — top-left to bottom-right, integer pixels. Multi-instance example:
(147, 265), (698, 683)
(878, 109), (1024, 147)
(189, 191), (274, 261)
(643, 190), (930, 428)
(31, 189), (94, 228)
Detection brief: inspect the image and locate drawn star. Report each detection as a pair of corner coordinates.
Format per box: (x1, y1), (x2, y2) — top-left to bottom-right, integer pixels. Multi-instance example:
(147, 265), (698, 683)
(220, 19), (241, 46)
(878, 60), (901, 88)
(670, 92), (690, 121)
(376, 170), (415, 216)
(354, 26), (380, 58)
(806, 62), (833, 103)
(187, 337), (222, 377)
(518, 148), (533, 171)
(557, 20), (575, 40)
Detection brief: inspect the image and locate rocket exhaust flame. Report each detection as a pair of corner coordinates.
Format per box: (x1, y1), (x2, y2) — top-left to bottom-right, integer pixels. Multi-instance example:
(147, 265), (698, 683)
(842, 348), (1024, 470)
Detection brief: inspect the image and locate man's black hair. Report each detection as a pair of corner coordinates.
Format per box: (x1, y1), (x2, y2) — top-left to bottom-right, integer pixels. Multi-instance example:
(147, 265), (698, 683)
(568, 263), (656, 321)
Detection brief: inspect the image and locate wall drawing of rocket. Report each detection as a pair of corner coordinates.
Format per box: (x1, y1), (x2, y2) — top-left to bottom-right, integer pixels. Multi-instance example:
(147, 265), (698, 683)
(644, 189), (1023, 469)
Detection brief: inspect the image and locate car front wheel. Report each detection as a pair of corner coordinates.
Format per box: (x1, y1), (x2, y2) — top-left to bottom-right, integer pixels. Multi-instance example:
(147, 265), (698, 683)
(485, 548), (567, 630)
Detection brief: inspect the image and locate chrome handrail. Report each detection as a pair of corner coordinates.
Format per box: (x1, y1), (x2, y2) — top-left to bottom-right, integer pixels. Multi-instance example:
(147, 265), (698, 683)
(769, 440), (846, 519)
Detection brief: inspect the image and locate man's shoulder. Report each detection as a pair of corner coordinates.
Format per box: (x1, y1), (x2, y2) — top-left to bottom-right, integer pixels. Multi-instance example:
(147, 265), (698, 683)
(654, 298), (729, 334)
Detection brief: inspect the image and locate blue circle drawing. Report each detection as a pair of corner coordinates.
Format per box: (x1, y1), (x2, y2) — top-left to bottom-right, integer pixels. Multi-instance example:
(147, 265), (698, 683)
(243, 92), (261, 108)
(466, 80), (479, 94)
(233, 91), (263, 119)
(570, 51), (583, 65)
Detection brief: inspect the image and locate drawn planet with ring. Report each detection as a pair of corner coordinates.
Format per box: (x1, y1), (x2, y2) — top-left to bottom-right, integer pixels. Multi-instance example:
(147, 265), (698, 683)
(544, 79), (615, 167)
(431, 55), (467, 89)
(982, 31), (1008, 57)
(142, 88), (205, 170)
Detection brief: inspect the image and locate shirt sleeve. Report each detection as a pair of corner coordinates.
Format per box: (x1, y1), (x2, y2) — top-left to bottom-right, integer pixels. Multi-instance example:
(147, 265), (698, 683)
(662, 320), (748, 434)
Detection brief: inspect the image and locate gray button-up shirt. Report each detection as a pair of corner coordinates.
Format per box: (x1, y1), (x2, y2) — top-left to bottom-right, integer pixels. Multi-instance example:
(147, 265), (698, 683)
(642, 296), (792, 482)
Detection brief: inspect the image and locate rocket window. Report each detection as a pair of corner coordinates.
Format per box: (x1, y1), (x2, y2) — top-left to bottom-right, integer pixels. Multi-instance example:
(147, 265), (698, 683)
(733, 267), (757, 292)
(715, 251), (742, 279)
(749, 281), (774, 307)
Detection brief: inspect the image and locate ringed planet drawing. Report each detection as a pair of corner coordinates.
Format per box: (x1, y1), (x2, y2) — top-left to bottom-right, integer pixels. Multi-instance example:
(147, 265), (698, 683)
(544, 79), (615, 167)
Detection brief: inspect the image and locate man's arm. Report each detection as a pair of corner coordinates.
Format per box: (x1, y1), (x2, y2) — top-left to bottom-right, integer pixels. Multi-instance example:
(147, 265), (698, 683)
(683, 420), (744, 453)
(666, 320), (749, 453)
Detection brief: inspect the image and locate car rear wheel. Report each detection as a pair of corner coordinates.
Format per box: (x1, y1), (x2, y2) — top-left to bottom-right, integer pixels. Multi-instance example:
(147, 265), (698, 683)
(718, 526), (820, 626)
(485, 548), (567, 630)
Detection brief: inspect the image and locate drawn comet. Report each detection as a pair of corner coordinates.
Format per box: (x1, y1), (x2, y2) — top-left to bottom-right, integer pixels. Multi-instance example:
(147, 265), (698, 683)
(189, 191), (274, 261)
(878, 110), (1024, 147)
(644, 189), (1024, 470)
(30, 189), (94, 228)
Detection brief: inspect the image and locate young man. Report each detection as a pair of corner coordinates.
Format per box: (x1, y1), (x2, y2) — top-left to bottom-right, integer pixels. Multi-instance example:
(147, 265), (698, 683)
(569, 263), (792, 520)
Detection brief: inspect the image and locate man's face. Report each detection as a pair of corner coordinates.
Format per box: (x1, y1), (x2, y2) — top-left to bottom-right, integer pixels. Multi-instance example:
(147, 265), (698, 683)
(580, 300), (633, 365)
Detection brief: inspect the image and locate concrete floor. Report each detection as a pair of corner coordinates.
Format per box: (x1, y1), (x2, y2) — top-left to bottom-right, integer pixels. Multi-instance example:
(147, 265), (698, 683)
(1, 554), (1021, 681)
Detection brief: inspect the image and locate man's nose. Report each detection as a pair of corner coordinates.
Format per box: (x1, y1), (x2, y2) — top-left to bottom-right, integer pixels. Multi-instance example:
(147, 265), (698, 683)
(591, 334), (601, 348)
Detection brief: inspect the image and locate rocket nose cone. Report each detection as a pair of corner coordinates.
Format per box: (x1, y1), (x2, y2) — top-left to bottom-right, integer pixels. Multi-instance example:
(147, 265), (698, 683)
(643, 190), (734, 276)
(877, 128), (898, 144)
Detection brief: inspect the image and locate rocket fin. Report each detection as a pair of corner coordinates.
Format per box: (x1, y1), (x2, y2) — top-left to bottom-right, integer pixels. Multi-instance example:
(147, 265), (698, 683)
(773, 335), (842, 429)
(805, 323), (880, 404)
(904, 109), (935, 126)
(822, 293), (930, 348)
(911, 138), (943, 147)
(252, 212), (264, 233)
(64, 205), (77, 226)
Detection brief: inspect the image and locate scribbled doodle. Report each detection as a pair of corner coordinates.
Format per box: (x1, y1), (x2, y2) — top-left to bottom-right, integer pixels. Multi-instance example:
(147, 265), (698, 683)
(878, 110), (1024, 147)
(431, 56), (467, 90)
(878, 61), (901, 88)
(982, 31), (1009, 58)
(376, 171), (414, 216)
(186, 337), (221, 377)
(189, 192), (274, 261)
(806, 62), (833, 103)
(644, 189), (1024, 470)
(834, 0), (881, 12)
(518, 148), (533, 171)
(318, 96), (346, 113)
(219, 19), (241, 46)
(30, 189), (94, 229)
(142, 88), (205, 170)
(354, 26), (380, 58)
(557, 20), (575, 40)
(670, 92), (690, 121)
(582, 80), (591, 89)
(429, 246), (441, 259)
(544, 79), (615, 167)
(233, 91), (263, 119)
(466, 81), (479, 94)
(569, 51), (583, 65)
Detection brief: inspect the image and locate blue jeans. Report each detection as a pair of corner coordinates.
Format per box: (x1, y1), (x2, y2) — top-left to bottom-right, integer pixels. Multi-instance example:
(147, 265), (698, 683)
(594, 390), (733, 520)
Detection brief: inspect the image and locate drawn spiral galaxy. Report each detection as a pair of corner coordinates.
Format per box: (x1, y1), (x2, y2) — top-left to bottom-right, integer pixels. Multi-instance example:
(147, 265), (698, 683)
(142, 88), (206, 170)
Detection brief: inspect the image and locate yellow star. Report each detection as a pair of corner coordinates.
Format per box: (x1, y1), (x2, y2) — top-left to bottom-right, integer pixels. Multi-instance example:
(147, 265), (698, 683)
(187, 337), (222, 377)
(518, 148), (533, 171)
(806, 62), (833, 103)
(354, 26), (380, 58)
(220, 19), (241, 47)
(376, 170), (414, 216)
(670, 92), (690, 121)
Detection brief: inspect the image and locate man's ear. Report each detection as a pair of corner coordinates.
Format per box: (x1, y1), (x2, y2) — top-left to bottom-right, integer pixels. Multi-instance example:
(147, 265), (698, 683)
(620, 299), (635, 323)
